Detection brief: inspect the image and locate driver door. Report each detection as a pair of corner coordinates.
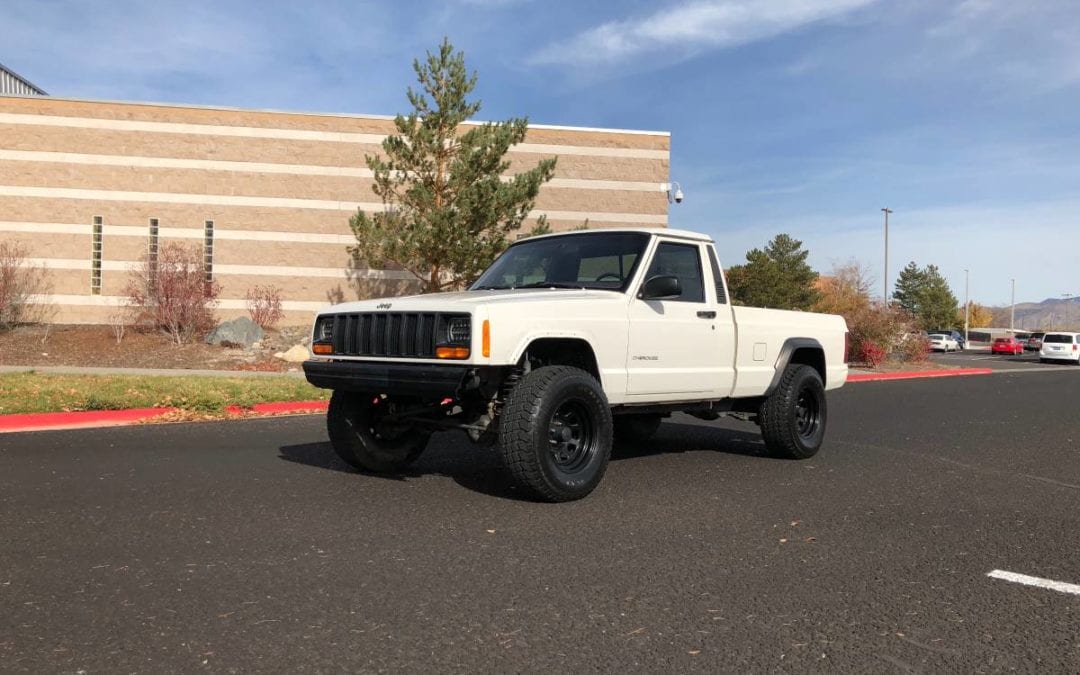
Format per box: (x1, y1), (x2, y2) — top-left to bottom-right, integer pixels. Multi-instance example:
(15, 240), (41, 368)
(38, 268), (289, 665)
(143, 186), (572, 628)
(626, 241), (725, 397)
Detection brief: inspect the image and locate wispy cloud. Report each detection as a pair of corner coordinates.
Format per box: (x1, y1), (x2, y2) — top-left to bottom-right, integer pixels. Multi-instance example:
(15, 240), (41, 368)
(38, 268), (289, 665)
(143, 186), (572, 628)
(531, 0), (880, 67)
(921, 0), (1080, 93)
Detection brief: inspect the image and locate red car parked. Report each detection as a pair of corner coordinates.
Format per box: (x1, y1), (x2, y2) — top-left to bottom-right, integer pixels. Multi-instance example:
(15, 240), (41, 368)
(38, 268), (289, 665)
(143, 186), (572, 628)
(991, 336), (1025, 355)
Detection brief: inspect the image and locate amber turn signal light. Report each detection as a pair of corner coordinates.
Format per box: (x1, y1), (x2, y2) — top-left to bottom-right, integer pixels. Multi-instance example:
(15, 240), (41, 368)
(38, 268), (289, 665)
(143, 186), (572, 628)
(435, 346), (470, 359)
(312, 343), (333, 355)
(482, 320), (490, 357)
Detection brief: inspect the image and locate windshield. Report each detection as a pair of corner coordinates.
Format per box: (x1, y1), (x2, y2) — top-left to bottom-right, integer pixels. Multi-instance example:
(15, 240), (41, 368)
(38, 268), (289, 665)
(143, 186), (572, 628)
(471, 232), (651, 292)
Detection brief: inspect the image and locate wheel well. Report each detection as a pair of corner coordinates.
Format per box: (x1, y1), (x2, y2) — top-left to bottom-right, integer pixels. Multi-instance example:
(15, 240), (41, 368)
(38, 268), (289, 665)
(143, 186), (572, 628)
(521, 338), (601, 384)
(789, 347), (826, 386)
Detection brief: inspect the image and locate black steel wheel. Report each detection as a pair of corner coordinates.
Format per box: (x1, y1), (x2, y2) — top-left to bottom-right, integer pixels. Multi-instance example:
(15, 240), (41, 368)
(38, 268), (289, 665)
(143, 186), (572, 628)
(499, 366), (612, 502)
(327, 390), (431, 473)
(759, 364), (827, 460)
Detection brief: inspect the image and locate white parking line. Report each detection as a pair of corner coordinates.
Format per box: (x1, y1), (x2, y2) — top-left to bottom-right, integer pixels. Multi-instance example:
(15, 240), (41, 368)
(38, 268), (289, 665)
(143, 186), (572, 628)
(987, 570), (1080, 596)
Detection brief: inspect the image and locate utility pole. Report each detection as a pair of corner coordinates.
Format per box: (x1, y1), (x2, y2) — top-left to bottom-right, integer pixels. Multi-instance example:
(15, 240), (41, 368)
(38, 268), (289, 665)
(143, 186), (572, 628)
(964, 268), (970, 346)
(1065, 293), (1074, 330)
(1010, 278), (1015, 334)
(881, 208), (892, 304)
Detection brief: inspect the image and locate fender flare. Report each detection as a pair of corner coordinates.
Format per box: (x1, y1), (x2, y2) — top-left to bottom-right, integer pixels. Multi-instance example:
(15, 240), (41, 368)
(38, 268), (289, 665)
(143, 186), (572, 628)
(763, 337), (825, 396)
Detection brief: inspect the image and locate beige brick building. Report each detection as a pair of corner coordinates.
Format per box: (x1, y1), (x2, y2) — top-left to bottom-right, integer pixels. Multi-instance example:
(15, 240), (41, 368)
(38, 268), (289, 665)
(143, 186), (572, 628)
(0, 95), (671, 325)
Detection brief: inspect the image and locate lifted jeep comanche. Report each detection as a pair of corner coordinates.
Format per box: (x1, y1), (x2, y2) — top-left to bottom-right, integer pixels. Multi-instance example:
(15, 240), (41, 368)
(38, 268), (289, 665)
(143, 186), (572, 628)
(303, 228), (849, 501)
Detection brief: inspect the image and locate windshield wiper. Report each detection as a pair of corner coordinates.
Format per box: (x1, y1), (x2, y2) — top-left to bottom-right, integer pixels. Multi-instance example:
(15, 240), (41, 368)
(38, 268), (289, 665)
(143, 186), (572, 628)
(471, 285), (511, 290)
(512, 281), (587, 290)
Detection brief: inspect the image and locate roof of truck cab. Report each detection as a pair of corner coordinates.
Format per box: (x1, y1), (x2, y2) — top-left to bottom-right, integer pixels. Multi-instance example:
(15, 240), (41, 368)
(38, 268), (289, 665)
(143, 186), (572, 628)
(520, 228), (713, 243)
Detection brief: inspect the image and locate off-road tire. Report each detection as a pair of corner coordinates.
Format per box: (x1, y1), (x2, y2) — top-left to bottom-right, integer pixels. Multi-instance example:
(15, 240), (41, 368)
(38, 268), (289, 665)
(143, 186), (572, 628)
(759, 364), (827, 460)
(499, 366), (613, 502)
(327, 390), (431, 473)
(613, 414), (663, 443)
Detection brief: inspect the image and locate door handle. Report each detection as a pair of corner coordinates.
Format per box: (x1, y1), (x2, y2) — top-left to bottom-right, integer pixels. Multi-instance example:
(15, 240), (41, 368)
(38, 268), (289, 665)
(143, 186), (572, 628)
(696, 311), (716, 319)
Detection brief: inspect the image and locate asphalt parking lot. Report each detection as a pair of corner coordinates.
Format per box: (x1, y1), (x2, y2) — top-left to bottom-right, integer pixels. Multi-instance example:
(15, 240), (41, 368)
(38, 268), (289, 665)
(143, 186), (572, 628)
(931, 347), (1080, 371)
(2, 370), (1079, 672)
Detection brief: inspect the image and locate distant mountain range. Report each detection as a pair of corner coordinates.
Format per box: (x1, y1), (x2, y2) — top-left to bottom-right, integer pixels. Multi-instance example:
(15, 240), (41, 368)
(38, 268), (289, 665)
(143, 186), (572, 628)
(989, 296), (1080, 332)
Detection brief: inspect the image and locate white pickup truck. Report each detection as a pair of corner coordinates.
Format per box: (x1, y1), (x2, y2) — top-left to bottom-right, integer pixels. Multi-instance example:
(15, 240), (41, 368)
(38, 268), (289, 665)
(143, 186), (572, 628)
(304, 229), (849, 501)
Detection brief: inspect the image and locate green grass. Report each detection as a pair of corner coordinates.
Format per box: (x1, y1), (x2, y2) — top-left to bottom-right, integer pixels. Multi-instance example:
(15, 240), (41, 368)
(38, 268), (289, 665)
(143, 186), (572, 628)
(0, 372), (330, 416)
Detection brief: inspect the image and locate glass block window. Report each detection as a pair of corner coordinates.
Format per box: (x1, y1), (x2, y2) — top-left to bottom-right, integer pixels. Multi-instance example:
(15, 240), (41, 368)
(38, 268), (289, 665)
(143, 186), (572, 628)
(91, 216), (103, 295)
(203, 219), (215, 291)
(148, 218), (159, 291)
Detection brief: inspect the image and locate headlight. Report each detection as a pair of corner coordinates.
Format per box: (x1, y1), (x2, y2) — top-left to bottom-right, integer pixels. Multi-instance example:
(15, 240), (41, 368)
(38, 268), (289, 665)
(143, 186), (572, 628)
(313, 316), (334, 343)
(445, 316), (471, 345)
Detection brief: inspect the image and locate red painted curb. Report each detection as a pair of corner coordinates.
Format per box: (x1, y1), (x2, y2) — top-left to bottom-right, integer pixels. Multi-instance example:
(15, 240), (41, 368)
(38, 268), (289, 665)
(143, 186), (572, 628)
(847, 368), (994, 382)
(0, 400), (330, 434)
(0, 406), (179, 433)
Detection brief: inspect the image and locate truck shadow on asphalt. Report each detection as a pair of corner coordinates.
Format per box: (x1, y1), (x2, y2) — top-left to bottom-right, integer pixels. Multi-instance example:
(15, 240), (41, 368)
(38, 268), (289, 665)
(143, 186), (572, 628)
(277, 422), (768, 501)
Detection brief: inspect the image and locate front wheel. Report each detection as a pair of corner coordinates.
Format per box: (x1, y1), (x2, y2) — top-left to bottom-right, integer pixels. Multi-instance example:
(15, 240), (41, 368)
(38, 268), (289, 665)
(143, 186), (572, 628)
(499, 366), (613, 502)
(327, 390), (431, 473)
(759, 364), (827, 460)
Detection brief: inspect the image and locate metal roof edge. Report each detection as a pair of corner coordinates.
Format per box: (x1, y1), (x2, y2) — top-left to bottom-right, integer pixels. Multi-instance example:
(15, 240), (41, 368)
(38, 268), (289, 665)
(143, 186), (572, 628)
(0, 63), (48, 95)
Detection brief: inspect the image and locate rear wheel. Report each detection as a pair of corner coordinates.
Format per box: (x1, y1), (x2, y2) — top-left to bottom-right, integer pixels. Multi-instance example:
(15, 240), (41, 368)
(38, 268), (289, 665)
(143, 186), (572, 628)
(759, 364), (827, 460)
(499, 366), (613, 502)
(327, 390), (431, 473)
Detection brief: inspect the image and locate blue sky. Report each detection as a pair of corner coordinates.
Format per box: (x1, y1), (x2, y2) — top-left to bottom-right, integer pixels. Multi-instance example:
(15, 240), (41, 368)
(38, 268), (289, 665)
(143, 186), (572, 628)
(5, 0), (1079, 305)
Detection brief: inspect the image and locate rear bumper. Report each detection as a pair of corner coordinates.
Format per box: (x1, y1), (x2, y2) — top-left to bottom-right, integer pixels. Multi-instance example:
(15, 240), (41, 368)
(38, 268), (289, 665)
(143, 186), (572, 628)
(1040, 351), (1079, 361)
(302, 359), (470, 398)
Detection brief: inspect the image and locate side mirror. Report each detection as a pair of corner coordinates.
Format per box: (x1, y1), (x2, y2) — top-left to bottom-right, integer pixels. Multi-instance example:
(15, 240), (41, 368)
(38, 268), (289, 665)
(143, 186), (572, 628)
(639, 275), (681, 300)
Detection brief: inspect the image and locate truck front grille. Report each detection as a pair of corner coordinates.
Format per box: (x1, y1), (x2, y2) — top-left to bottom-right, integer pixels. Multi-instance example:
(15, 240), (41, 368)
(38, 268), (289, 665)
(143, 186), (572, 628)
(325, 312), (457, 358)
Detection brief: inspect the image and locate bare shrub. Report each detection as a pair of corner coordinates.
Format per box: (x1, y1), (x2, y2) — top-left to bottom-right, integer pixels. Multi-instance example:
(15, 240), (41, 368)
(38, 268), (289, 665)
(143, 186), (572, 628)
(893, 332), (931, 363)
(245, 284), (285, 329)
(0, 241), (54, 331)
(108, 305), (134, 345)
(125, 242), (220, 345)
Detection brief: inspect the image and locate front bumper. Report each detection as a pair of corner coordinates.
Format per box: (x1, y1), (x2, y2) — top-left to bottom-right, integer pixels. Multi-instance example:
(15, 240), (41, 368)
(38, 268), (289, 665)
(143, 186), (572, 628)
(302, 360), (470, 398)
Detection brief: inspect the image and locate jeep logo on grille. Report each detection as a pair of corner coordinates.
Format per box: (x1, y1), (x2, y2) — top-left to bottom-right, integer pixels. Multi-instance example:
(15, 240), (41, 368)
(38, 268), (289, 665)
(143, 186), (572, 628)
(376, 302), (392, 309)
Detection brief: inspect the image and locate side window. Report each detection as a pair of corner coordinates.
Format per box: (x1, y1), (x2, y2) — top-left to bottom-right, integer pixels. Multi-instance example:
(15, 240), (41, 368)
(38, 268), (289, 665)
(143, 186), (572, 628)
(642, 242), (705, 303)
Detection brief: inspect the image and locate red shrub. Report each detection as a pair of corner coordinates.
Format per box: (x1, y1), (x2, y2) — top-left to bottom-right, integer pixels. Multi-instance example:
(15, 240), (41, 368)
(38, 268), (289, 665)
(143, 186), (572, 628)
(0, 241), (53, 330)
(855, 340), (888, 368)
(245, 284), (285, 329)
(125, 242), (220, 345)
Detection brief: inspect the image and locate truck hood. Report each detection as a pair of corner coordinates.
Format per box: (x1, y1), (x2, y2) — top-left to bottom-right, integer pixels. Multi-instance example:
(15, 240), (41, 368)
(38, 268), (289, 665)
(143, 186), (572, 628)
(320, 288), (626, 314)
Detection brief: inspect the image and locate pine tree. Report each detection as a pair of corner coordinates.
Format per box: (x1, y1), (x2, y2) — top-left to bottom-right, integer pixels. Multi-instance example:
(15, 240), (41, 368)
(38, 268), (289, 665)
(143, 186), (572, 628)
(918, 264), (960, 329)
(892, 261), (925, 315)
(726, 234), (820, 310)
(892, 262), (959, 329)
(349, 38), (557, 292)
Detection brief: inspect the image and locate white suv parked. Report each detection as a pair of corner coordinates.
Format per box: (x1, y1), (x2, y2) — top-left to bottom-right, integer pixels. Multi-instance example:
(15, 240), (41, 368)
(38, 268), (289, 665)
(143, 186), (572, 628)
(1039, 332), (1080, 364)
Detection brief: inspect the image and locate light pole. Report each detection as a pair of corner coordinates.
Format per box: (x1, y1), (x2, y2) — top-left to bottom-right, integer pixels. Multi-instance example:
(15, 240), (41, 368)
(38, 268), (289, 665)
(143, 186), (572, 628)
(964, 268), (970, 346)
(881, 208), (892, 304)
(1065, 293), (1074, 330)
(1010, 278), (1015, 334)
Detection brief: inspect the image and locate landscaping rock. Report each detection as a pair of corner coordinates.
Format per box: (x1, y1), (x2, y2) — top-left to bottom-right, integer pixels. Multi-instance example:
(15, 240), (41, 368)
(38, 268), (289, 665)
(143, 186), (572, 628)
(205, 317), (264, 349)
(274, 344), (311, 363)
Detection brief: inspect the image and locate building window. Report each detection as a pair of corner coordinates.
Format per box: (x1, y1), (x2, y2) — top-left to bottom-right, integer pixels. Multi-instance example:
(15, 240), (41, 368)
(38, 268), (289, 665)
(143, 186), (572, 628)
(91, 216), (103, 295)
(148, 218), (159, 291)
(203, 219), (215, 292)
